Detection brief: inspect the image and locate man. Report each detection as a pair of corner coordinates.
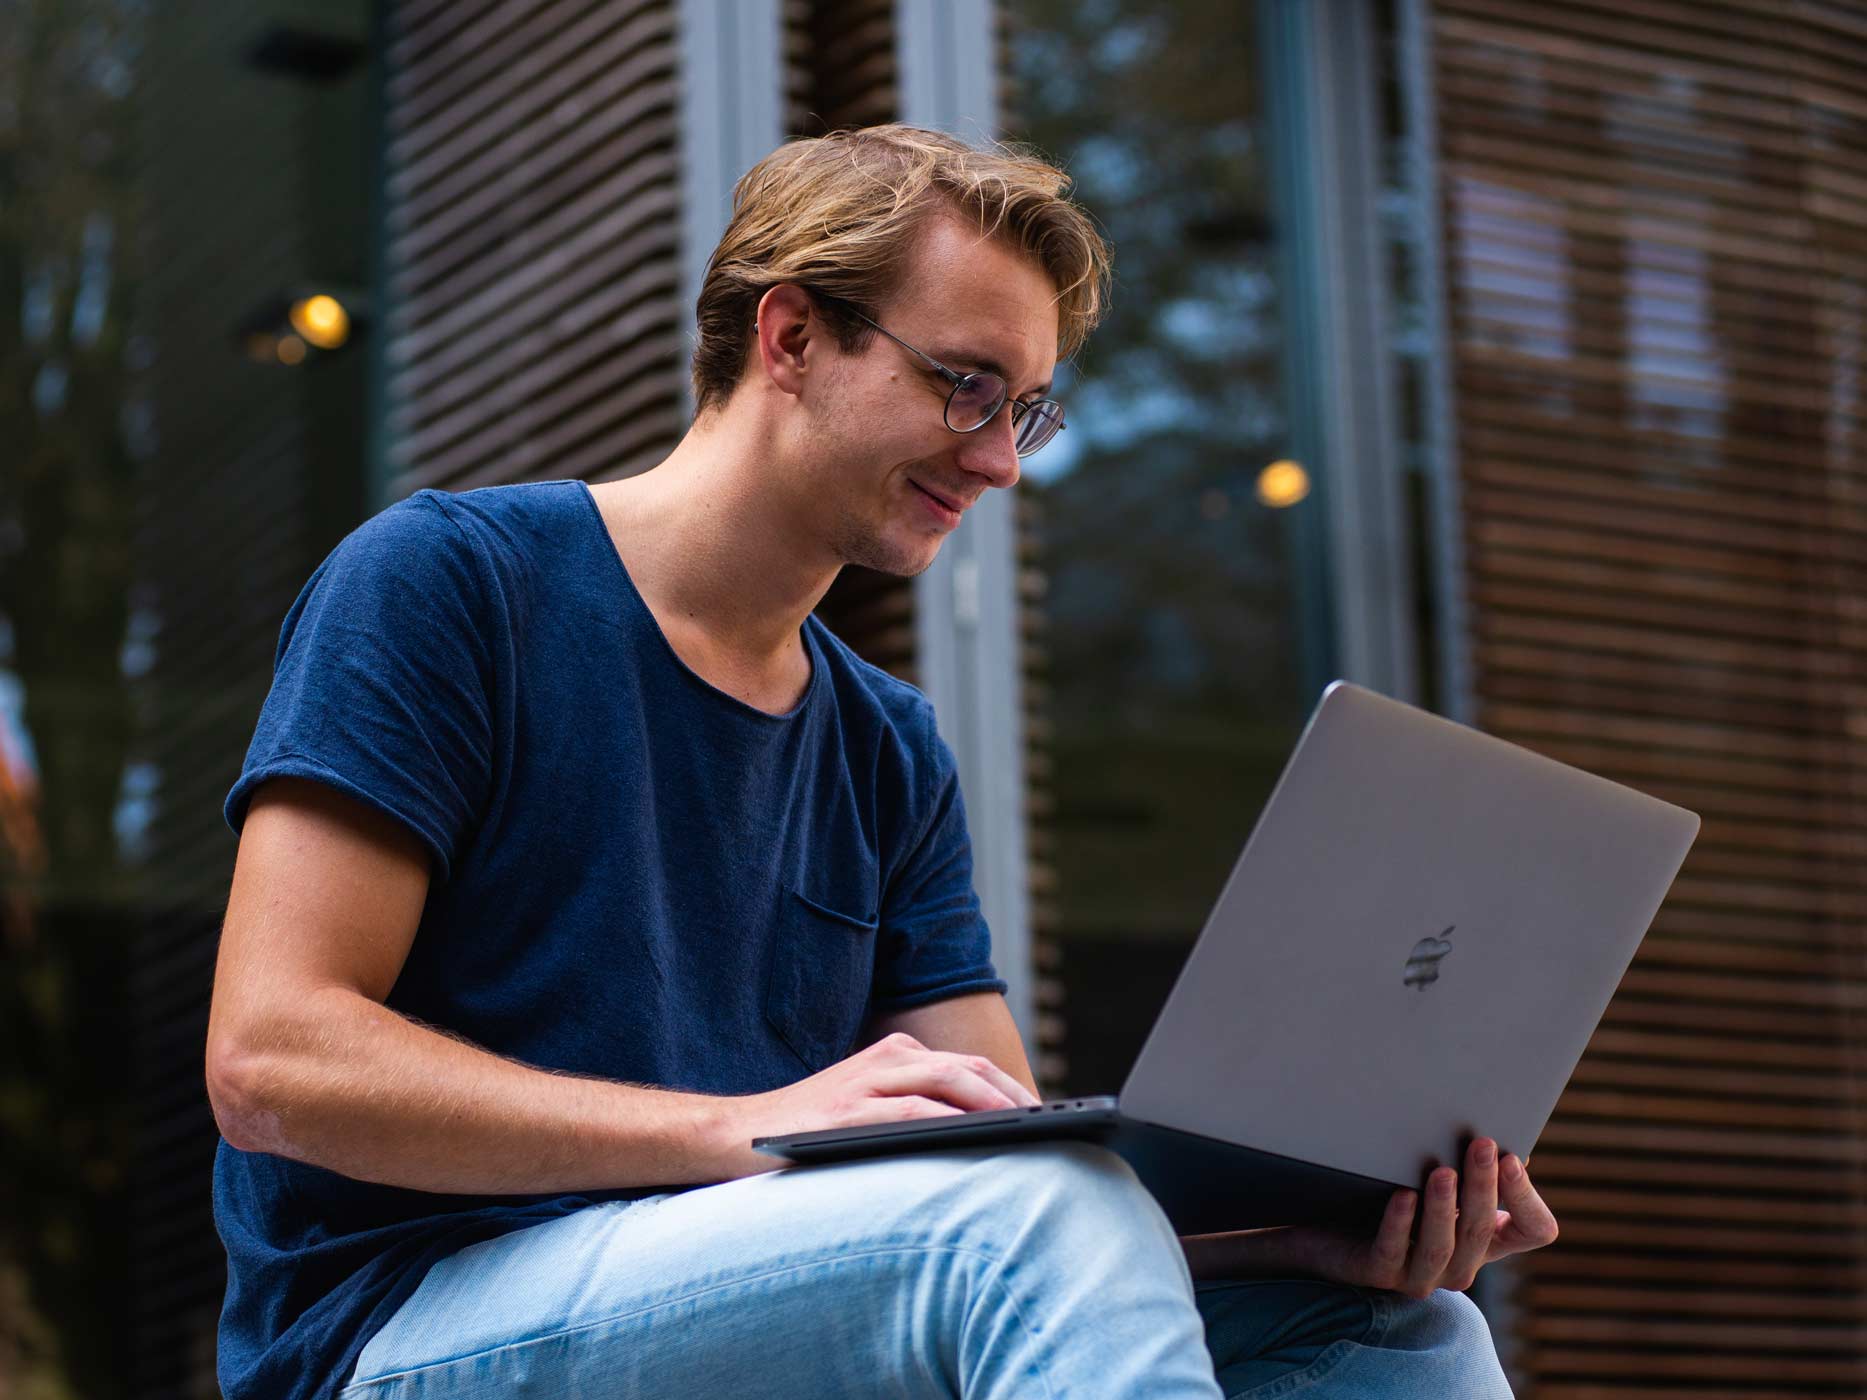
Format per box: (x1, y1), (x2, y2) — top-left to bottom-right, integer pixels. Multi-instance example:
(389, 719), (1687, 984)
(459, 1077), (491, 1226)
(205, 123), (1553, 1399)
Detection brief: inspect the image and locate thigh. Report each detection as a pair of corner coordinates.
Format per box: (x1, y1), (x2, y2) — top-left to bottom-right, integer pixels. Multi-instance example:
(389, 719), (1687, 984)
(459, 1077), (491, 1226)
(1195, 1277), (1378, 1396)
(341, 1142), (1188, 1400)
(1195, 1278), (1511, 1400)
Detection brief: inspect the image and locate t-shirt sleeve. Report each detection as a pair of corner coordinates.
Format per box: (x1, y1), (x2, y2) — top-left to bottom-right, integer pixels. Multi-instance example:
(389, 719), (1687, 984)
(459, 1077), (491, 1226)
(224, 493), (495, 881)
(869, 718), (1009, 1011)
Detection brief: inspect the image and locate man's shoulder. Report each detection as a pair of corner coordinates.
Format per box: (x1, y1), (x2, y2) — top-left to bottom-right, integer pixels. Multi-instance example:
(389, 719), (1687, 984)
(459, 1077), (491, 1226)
(335, 481), (585, 592)
(806, 617), (946, 761)
(403, 481), (586, 560)
(334, 481), (548, 558)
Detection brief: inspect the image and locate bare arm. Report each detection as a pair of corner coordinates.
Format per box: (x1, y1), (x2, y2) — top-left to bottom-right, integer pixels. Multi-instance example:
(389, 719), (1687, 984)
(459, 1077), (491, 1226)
(204, 780), (1038, 1195)
(204, 779), (743, 1194)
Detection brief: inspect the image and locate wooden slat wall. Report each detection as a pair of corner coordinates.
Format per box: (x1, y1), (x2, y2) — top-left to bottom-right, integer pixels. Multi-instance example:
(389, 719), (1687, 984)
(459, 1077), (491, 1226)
(784, 0), (898, 139)
(1430, 1), (1867, 1392)
(1017, 489), (1067, 1086)
(379, 0), (688, 497)
(994, 11), (1067, 1090)
(993, 8), (1067, 1097)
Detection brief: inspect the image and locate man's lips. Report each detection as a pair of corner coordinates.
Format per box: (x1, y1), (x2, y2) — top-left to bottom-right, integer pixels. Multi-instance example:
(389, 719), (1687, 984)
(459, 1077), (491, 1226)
(912, 481), (969, 513)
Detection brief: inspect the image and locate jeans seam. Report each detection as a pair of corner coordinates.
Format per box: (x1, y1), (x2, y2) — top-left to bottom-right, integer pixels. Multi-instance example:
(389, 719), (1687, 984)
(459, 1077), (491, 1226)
(968, 1247), (1063, 1400)
(342, 1241), (1054, 1394)
(1219, 1287), (1389, 1400)
(1224, 1338), (1357, 1399)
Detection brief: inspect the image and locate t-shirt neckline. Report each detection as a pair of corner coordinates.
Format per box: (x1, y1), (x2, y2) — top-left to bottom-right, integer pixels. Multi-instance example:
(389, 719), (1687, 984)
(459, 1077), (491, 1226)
(572, 479), (821, 724)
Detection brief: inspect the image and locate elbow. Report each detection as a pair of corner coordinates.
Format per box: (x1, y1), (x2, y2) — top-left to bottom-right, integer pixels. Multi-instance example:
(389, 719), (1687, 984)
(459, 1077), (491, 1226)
(205, 1031), (280, 1154)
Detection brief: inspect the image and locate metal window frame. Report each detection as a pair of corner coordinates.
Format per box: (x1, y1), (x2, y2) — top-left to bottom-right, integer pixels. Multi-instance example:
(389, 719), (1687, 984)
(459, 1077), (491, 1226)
(1261, 0), (1424, 706)
(896, 0), (1038, 1047)
(1395, 0), (1475, 726)
(1263, 0), (1503, 1346)
(1271, 0), (1502, 1345)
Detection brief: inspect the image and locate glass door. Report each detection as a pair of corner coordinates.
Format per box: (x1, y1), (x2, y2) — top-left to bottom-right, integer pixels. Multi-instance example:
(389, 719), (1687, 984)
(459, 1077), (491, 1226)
(1003, 0), (1331, 1095)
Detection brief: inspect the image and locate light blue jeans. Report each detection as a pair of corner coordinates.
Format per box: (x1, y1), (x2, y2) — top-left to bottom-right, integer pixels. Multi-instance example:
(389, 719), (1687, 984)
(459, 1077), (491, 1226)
(339, 1143), (1512, 1398)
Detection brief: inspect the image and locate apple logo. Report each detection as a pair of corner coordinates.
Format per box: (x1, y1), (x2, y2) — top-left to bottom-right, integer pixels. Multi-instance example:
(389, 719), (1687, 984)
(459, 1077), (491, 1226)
(1403, 925), (1455, 990)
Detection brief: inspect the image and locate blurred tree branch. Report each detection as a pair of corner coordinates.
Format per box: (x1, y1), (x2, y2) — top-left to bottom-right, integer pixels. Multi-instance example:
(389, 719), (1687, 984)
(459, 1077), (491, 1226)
(0, 0), (142, 1395)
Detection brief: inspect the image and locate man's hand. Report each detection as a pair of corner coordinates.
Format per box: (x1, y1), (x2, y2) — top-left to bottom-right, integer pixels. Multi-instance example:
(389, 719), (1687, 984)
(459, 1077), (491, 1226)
(1181, 1137), (1560, 1297)
(706, 1032), (1041, 1181)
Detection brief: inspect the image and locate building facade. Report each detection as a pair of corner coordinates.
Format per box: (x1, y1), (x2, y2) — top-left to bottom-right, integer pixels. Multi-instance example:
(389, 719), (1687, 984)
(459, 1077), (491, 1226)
(92, 1), (1867, 1395)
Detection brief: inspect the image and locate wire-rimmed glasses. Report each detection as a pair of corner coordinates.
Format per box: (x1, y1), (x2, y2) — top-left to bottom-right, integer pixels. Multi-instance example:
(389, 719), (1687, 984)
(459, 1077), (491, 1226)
(809, 290), (1066, 457)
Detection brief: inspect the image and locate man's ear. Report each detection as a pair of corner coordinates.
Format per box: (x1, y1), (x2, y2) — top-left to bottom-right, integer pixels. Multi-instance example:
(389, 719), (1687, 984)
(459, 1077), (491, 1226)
(753, 284), (819, 400)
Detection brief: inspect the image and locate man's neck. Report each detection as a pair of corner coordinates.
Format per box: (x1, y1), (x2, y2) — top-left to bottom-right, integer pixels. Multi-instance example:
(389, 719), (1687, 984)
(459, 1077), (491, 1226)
(585, 415), (837, 674)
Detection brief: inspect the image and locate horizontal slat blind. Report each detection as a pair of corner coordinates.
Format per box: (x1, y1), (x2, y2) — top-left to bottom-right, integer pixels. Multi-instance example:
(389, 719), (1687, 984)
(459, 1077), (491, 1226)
(783, 0), (898, 138)
(996, 8), (1065, 1089)
(380, 0), (687, 497)
(1017, 490), (1067, 1084)
(1432, 0), (1867, 1392)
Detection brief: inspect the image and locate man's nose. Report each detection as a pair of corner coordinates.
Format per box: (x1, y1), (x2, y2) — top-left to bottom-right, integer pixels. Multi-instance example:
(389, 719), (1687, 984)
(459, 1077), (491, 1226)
(956, 406), (1022, 491)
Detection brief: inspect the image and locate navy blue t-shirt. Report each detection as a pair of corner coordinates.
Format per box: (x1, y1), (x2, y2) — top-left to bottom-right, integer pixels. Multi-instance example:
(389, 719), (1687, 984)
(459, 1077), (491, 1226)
(215, 480), (1006, 1400)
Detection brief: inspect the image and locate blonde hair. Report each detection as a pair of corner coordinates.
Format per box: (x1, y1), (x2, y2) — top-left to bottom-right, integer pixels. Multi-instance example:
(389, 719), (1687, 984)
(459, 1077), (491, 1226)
(691, 123), (1111, 417)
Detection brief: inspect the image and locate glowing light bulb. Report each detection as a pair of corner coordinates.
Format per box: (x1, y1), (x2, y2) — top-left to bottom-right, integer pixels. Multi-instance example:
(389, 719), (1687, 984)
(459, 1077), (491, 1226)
(289, 294), (350, 350)
(1255, 459), (1310, 509)
(276, 334), (307, 365)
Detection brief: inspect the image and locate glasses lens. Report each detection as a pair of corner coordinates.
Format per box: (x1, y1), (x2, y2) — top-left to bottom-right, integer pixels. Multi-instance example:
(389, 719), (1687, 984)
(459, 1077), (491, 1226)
(945, 373), (1007, 432)
(1014, 400), (1064, 457)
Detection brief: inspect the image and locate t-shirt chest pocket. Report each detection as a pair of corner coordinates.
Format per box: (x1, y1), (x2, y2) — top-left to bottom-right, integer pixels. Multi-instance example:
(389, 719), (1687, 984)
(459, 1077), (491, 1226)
(764, 886), (880, 1073)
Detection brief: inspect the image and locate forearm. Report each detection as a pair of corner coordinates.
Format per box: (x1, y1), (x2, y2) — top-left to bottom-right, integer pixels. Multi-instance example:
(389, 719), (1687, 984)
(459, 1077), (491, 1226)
(1179, 1228), (1316, 1283)
(208, 986), (738, 1195)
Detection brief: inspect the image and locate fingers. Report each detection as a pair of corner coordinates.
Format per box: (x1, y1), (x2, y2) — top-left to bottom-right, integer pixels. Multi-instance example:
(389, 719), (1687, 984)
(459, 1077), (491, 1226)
(1366, 1189), (1418, 1289)
(1379, 1141), (1555, 1300)
(1488, 1153), (1559, 1259)
(1404, 1166), (1460, 1298)
(864, 1050), (1037, 1113)
(843, 1093), (967, 1126)
(869, 1033), (1037, 1107)
(963, 1053), (1041, 1108)
(1445, 1139), (1499, 1290)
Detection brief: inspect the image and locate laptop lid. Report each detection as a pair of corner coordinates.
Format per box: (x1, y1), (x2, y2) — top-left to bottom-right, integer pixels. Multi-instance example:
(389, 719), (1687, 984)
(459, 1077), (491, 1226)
(1119, 681), (1699, 1188)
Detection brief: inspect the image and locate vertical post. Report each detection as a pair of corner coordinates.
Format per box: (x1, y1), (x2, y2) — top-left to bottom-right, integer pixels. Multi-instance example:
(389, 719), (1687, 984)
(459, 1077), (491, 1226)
(1262, 0), (1421, 704)
(365, 0), (393, 512)
(677, 0), (785, 421)
(1396, 0), (1474, 726)
(897, 0), (1036, 1046)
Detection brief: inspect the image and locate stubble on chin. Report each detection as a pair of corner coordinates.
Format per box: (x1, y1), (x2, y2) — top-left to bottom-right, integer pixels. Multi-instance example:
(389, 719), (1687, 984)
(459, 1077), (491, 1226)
(828, 505), (940, 579)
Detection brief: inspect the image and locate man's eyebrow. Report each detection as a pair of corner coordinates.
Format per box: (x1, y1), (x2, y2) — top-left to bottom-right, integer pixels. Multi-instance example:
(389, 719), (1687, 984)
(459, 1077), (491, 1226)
(930, 346), (1051, 398)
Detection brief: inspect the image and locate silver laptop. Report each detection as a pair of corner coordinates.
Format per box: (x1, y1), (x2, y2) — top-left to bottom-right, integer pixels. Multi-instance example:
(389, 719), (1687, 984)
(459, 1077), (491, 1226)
(753, 681), (1700, 1234)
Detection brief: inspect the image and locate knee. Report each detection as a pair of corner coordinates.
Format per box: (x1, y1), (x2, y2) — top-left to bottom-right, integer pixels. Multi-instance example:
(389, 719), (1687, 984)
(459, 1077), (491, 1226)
(976, 1141), (1156, 1217)
(1426, 1289), (1495, 1350)
(948, 1141), (1182, 1261)
(1406, 1290), (1510, 1394)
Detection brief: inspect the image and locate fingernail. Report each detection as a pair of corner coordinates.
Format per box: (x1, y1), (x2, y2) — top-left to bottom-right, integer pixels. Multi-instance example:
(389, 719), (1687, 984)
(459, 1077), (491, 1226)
(1436, 1173), (1456, 1198)
(1502, 1154), (1521, 1178)
(1476, 1140), (1496, 1165)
